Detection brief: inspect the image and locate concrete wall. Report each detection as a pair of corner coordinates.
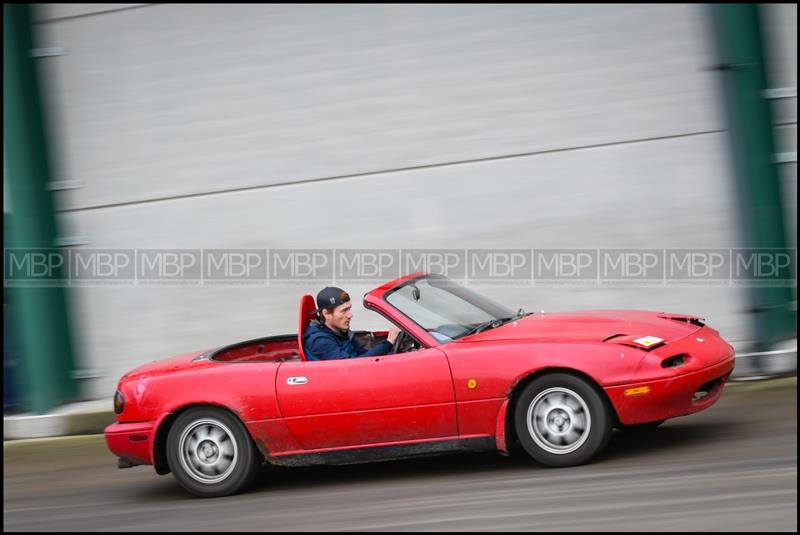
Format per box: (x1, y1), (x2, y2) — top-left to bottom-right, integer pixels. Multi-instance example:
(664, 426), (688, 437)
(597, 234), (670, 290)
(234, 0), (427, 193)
(28, 4), (795, 398)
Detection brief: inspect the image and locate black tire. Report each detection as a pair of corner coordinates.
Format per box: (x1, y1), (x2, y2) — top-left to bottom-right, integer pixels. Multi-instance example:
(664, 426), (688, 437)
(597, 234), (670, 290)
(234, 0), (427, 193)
(616, 419), (666, 432)
(514, 373), (612, 467)
(166, 406), (262, 498)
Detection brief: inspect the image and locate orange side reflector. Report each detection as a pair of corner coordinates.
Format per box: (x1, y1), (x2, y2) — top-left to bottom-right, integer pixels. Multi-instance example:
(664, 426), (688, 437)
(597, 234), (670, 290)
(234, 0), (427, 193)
(624, 386), (651, 397)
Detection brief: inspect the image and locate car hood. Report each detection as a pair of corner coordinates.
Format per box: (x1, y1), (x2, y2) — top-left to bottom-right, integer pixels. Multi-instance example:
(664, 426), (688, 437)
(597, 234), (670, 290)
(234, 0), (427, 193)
(459, 310), (703, 346)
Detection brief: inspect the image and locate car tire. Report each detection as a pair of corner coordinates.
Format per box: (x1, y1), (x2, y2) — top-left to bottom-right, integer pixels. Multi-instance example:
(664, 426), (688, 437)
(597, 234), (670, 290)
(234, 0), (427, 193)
(616, 419), (666, 432)
(166, 406), (262, 498)
(514, 373), (612, 467)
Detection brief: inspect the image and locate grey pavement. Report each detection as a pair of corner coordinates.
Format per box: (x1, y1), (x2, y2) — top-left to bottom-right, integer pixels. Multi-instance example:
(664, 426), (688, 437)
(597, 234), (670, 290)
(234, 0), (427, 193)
(3, 376), (796, 532)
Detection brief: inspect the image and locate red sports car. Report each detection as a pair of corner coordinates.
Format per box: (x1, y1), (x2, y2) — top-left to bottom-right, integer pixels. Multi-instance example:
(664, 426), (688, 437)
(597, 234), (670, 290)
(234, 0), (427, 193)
(105, 272), (735, 497)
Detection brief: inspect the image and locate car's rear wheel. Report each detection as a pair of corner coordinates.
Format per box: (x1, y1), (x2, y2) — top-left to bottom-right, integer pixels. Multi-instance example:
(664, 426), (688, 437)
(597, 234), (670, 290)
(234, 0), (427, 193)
(166, 407), (261, 498)
(514, 373), (612, 467)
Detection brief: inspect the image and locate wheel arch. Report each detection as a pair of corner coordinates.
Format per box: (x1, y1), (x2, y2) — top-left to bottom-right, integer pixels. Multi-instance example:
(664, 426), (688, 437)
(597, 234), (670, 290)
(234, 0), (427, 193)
(152, 403), (261, 475)
(504, 367), (618, 450)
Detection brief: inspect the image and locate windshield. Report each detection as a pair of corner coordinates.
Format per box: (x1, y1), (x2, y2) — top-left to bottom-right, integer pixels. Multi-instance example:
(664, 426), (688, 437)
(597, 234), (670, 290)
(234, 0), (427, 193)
(384, 274), (516, 343)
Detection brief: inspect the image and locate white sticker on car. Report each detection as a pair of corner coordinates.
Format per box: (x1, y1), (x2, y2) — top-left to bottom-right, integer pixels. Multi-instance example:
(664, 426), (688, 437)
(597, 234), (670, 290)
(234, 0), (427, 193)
(633, 336), (664, 347)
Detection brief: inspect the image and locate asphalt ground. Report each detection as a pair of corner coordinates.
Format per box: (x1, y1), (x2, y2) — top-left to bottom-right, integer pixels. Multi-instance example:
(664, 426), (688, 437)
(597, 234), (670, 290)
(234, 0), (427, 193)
(3, 378), (797, 532)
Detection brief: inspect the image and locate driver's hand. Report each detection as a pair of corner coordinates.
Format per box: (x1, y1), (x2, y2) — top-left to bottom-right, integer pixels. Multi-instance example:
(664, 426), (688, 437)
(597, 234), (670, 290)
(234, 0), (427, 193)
(387, 326), (402, 344)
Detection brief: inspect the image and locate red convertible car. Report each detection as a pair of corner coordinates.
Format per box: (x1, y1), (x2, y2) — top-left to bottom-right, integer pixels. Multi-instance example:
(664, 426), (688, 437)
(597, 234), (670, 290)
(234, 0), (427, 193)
(105, 272), (735, 497)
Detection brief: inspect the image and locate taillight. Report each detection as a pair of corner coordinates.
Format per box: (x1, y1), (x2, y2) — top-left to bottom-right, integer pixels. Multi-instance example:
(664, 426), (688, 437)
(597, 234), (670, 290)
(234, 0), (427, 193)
(114, 390), (125, 414)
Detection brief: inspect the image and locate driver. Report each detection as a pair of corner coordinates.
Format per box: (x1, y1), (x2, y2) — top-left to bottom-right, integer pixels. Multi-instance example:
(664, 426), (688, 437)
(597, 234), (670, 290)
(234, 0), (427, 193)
(303, 286), (401, 360)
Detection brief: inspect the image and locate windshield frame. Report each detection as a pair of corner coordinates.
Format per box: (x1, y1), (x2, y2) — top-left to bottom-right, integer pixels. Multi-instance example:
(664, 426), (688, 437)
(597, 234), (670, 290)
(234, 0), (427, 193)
(376, 273), (516, 345)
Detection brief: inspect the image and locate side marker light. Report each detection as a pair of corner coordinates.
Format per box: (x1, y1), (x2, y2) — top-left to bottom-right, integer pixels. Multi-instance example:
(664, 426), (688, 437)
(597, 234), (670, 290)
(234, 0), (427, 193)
(624, 386), (651, 397)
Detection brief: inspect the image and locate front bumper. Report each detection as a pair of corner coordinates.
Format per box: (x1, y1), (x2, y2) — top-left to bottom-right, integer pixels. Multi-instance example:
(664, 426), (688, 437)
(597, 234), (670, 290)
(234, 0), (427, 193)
(104, 421), (156, 466)
(605, 356), (735, 426)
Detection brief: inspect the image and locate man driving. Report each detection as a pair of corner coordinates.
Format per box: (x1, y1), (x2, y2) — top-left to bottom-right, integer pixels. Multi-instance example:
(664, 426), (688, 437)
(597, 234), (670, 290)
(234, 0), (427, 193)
(303, 287), (402, 360)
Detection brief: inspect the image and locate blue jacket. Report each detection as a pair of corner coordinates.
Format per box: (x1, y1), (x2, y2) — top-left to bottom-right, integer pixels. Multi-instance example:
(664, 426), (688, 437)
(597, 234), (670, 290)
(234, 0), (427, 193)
(303, 321), (393, 361)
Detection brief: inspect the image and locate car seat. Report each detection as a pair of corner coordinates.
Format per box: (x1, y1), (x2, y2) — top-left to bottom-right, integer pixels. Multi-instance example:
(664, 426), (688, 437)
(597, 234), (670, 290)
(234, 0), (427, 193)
(297, 294), (317, 361)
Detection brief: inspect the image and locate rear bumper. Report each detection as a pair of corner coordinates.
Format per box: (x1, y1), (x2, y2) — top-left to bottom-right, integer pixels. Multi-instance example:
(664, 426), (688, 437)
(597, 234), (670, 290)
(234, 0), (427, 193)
(104, 421), (156, 466)
(605, 357), (735, 425)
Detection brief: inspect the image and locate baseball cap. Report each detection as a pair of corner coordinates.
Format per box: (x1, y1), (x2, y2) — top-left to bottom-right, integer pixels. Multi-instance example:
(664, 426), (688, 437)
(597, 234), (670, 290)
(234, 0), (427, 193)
(316, 287), (351, 311)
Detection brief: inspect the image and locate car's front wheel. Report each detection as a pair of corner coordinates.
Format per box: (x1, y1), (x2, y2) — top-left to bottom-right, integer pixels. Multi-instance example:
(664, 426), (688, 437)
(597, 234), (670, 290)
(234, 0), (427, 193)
(514, 373), (612, 467)
(166, 407), (262, 498)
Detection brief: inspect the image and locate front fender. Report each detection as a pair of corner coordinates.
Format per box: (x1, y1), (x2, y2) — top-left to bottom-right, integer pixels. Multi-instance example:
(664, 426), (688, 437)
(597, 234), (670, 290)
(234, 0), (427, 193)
(443, 340), (645, 403)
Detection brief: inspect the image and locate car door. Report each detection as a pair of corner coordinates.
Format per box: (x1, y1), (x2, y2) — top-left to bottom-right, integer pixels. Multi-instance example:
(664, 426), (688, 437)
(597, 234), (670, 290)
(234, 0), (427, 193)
(276, 346), (456, 450)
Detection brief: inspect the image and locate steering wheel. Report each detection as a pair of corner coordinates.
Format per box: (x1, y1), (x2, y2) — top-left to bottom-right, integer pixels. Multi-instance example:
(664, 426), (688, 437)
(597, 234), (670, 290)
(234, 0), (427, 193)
(391, 330), (408, 354)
